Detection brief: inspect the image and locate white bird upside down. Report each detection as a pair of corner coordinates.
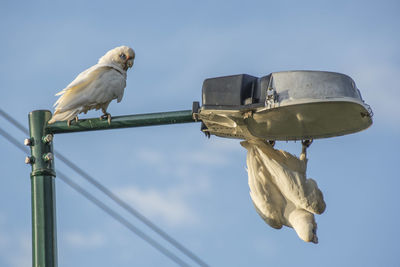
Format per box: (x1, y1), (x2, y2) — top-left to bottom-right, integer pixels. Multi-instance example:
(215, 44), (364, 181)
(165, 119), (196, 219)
(241, 139), (326, 244)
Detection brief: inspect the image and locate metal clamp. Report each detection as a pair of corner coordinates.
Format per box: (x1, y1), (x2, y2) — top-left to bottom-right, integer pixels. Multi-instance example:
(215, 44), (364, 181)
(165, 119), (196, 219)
(266, 86), (278, 107)
(192, 101), (200, 121)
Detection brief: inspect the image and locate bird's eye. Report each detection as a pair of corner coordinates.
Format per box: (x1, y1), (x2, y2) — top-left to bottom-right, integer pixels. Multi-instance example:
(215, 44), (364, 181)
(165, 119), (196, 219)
(120, 54), (127, 60)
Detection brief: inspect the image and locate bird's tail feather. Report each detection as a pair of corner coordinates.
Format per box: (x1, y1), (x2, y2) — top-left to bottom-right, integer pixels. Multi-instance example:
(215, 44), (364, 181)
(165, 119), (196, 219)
(48, 109), (80, 124)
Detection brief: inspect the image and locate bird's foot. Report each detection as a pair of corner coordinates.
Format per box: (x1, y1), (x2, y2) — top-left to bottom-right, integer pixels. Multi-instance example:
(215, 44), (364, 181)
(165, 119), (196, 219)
(67, 116), (79, 127)
(100, 113), (112, 125)
(300, 139), (313, 161)
(301, 139), (313, 148)
(267, 140), (276, 147)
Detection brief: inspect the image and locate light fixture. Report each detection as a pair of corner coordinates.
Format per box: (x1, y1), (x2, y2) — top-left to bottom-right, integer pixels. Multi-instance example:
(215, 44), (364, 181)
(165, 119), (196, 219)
(199, 70), (372, 141)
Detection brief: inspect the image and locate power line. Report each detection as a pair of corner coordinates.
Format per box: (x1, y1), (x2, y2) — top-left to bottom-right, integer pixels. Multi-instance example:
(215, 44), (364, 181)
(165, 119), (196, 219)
(0, 127), (30, 153)
(0, 109), (29, 135)
(0, 109), (209, 267)
(53, 152), (209, 267)
(57, 171), (191, 267)
(0, 126), (191, 266)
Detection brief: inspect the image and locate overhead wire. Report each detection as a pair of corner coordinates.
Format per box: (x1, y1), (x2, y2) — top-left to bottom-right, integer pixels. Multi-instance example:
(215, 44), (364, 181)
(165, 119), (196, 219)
(0, 109), (29, 135)
(0, 109), (209, 266)
(52, 152), (208, 267)
(0, 126), (191, 266)
(57, 171), (191, 267)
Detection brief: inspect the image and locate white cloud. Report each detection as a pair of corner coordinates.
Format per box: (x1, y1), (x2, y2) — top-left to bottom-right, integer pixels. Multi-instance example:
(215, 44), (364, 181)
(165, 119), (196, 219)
(63, 231), (106, 249)
(0, 232), (31, 267)
(7, 237), (31, 267)
(115, 184), (201, 227)
(0, 214), (31, 267)
(121, 137), (243, 227)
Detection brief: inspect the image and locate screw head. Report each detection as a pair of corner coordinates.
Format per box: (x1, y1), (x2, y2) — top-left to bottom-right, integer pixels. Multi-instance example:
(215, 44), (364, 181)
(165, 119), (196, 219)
(25, 156), (34, 164)
(24, 138), (32, 146)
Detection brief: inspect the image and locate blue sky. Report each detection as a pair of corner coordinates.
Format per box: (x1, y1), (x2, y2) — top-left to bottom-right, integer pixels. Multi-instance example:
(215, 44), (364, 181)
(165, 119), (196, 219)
(1, 0), (399, 266)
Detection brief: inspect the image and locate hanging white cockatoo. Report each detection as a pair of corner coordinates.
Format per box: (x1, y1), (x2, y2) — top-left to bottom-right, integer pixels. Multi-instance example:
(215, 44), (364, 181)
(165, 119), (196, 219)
(241, 139), (326, 243)
(48, 45), (135, 125)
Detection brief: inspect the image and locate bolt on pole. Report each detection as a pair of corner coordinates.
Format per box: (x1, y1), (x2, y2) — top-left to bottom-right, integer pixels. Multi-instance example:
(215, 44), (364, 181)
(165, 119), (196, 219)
(27, 110), (57, 267)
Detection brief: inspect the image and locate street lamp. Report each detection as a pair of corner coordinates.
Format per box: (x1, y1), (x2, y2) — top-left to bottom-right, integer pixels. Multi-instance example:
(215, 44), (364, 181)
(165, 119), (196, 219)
(198, 70), (372, 140)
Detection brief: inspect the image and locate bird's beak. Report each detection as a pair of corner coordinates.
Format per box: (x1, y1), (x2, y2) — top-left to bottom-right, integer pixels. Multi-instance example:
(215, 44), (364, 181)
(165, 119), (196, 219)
(126, 58), (134, 68)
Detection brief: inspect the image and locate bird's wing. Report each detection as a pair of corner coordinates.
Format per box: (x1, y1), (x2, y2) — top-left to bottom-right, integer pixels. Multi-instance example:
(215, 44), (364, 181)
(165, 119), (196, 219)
(250, 140), (325, 215)
(53, 65), (122, 112)
(241, 141), (285, 228)
(55, 65), (98, 98)
(83, 67), (126, 106)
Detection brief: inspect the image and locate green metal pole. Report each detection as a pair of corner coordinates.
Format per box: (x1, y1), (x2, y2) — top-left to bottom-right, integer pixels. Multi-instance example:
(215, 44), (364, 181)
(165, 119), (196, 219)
(46, 109), (196, 134)
(28, 110), (57, 267)
(25, 106), (198, 266)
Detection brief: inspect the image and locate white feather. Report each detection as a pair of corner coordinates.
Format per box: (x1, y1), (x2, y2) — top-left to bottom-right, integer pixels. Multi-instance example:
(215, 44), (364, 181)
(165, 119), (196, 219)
(241, 139), (326, 244)
(48, 46), (134, 124)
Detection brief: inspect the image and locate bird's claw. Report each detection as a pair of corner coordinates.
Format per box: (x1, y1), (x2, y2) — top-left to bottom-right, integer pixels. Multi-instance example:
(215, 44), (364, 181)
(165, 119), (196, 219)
(300, 139), (313, 161)
(268, 140), (276, 147)
(100, 113), (112, 125)
(301, 139), (313, 148)
(67, 116), (79, 127)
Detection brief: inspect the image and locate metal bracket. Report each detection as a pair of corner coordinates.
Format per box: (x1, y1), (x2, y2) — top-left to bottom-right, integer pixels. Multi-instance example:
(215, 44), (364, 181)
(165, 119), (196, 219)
(266, 86), (278, 108)
(192, 101), (200, 121)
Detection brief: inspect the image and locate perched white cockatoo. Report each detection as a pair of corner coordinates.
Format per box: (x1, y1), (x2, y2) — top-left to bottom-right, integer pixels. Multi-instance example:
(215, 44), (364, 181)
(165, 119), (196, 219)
(241, 139), (326, 244)
(48, 45), (135, 125)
